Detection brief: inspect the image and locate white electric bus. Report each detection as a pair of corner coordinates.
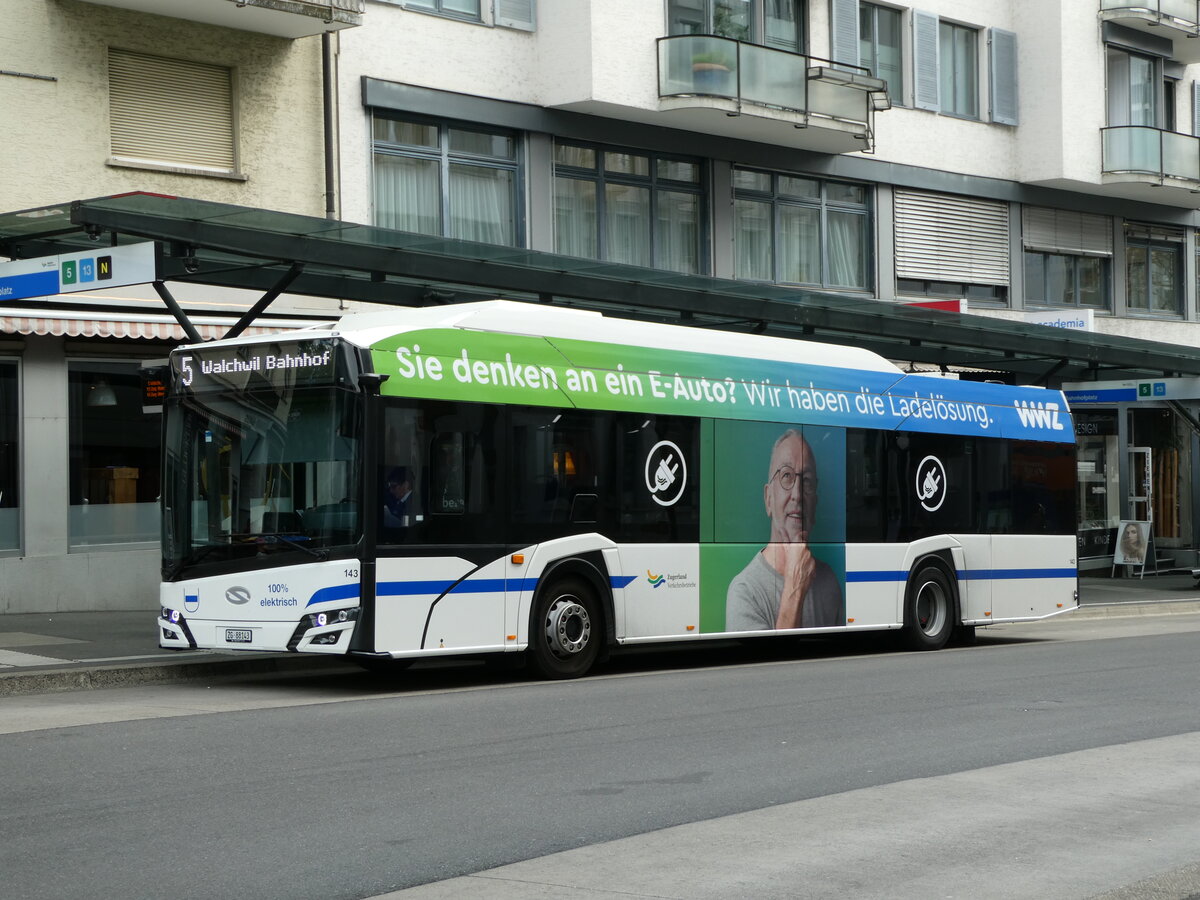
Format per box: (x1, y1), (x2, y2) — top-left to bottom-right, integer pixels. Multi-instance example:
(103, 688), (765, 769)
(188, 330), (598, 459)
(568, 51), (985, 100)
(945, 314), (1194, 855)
(158, 300), (1077, 678)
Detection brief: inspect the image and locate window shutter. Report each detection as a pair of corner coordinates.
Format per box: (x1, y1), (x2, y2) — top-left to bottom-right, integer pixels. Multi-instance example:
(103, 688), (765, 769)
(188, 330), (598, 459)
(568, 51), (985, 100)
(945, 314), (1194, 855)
(830, 0), (860, 68)
(494, 0), (535, 30)
(912, 10), (940, 112)
(895, 190), (1010, 285)
(1022, 207), (1113, 257)
(1193, 81), (1200, 135)
(989, 28), (1018, 126)
(108, 49), (235, 171)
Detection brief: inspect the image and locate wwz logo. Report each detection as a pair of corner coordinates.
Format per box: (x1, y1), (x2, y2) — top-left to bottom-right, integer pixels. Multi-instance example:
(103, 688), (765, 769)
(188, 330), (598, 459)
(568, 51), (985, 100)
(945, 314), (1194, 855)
(915, 455), (947, 512)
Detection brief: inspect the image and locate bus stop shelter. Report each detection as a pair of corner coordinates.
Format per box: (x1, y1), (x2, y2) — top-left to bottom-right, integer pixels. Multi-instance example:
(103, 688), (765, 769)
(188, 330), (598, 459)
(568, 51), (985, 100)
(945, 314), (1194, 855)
(4, 191), (1200, 384)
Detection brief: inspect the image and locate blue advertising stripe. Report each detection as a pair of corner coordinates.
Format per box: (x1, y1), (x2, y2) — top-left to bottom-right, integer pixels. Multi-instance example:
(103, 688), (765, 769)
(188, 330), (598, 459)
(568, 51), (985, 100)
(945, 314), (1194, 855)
(376, 578), (540, 598)
(958, 568), (1077, 580)
(305, 583), (362, 607)
(845, 570), (906, 582)
(847, 568), (1076, 583)
(375, 574), (635, 599)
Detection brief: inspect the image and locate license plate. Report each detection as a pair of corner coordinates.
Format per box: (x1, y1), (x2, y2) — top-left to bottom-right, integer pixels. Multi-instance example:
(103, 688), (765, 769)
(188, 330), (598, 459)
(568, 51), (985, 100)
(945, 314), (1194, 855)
(225, 628), (253, 643)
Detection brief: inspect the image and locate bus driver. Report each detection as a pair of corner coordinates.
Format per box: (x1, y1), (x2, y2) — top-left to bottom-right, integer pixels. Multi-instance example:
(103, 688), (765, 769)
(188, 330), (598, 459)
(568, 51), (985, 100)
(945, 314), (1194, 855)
(725, 429), (843, 631)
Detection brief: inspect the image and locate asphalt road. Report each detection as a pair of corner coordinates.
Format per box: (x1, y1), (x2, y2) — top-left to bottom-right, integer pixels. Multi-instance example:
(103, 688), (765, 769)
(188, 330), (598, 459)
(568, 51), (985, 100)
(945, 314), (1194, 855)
(2, 613), (1200, 900)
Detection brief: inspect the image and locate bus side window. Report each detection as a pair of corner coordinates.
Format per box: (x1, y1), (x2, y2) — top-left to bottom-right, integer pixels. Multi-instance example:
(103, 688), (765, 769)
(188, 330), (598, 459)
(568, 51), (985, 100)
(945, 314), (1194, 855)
(846, 429), (885, 543)
(509, 407), (610, 536)
(430, 433), (466, 514)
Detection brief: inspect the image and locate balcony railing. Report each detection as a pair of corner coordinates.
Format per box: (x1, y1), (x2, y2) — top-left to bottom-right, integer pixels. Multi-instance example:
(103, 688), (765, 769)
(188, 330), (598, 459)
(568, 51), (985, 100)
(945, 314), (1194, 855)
(1101, 126), (1200, 184)
(75, 0), (363, 38)
(656, 35), (888, 131)
(1100, 0), (1200, 29)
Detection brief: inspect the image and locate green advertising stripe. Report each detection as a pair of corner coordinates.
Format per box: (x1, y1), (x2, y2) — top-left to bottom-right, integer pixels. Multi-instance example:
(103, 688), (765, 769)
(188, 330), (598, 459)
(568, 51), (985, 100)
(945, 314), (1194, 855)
(373, 329), (750, 414)
(371, 328), (892, 418)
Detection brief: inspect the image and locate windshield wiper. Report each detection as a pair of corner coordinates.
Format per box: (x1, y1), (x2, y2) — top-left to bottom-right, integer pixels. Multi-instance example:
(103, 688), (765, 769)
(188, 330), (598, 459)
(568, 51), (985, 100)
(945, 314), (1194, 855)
(163, 542), (225, 581)
(253, 532), (329, 561)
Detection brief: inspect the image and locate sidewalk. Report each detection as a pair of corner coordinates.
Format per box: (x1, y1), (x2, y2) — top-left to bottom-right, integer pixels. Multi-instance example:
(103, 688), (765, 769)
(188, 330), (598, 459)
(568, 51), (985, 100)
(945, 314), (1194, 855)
(2, 572), (1198, 696)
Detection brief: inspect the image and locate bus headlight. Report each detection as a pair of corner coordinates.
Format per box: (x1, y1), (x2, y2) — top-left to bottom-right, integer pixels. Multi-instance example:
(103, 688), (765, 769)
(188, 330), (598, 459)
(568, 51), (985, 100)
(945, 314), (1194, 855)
(303, 607), (358, 630)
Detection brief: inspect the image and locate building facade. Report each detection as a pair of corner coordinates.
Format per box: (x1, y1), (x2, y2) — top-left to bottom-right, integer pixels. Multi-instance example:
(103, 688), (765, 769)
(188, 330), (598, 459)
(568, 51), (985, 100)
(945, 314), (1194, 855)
(1, 0), (351, 611)
(338, 0), (1200, 569)
(4, 0), (1200, 614)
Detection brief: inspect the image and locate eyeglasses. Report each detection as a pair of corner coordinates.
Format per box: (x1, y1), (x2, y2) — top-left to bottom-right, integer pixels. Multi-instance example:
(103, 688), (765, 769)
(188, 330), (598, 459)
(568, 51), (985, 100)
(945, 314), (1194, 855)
(771, 466), (817, 494)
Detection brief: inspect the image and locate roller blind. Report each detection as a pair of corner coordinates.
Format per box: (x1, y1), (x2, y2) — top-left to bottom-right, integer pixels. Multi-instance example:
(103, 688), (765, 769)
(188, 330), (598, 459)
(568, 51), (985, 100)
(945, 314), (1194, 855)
(895, 189), (1010, 285)
(1023, 207), (1113, 257)
(108, 48), (236, 171)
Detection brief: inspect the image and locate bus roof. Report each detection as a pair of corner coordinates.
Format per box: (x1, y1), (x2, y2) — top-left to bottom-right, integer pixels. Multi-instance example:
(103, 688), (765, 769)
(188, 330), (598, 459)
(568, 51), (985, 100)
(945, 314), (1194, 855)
(332, 300), (904, 375)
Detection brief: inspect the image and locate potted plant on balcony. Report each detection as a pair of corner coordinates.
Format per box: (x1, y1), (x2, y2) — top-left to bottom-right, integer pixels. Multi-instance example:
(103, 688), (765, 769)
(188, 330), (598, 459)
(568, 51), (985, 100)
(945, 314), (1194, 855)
(691, 49), (735, 94)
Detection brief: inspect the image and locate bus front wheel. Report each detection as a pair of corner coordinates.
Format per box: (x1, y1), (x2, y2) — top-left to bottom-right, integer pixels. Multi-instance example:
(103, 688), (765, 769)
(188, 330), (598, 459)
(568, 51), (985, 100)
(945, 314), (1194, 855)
(902, 563), (955, 651)
(530, 576), (602, 679)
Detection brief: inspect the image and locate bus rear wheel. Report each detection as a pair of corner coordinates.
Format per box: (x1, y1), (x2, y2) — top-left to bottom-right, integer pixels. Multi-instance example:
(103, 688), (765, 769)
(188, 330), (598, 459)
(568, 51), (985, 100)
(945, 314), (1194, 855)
(902, 563), (955, 651)
(530, 576), (601, 679)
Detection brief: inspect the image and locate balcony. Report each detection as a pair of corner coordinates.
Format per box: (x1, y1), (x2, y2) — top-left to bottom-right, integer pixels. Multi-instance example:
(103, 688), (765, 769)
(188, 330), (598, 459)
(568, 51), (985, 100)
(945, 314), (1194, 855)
(1101, 126), (1200, 198)
(75, 0), (363, 39)
(1099, 1), (1200, 62)
(656, 36), (889, 155)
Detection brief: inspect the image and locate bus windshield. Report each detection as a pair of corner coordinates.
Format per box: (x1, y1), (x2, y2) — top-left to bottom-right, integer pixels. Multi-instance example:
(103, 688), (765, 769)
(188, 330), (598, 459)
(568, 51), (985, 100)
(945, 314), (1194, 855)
(162, 385), (362, 577)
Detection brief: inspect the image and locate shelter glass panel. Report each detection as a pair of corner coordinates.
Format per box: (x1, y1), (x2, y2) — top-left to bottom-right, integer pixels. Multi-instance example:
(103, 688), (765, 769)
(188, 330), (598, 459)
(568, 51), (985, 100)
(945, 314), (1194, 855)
(68, 361), (160, 547)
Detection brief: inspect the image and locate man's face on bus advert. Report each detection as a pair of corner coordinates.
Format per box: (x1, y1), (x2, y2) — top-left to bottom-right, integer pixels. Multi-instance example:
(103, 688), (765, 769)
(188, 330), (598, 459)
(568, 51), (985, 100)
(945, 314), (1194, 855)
(764, 432), (816, 544)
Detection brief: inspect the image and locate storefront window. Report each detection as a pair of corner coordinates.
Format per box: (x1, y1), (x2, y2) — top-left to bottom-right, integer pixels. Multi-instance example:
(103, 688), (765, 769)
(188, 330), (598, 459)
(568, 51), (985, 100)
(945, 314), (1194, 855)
(68, 361), (160, 547)
(1130, 406), (1189, 545)
(0, 360), (18, 553)
(1075, 412), (1120, 560)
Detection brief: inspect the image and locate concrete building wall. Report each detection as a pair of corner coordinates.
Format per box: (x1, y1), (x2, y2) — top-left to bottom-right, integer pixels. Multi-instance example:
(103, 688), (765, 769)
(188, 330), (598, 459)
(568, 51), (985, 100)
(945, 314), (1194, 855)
(5, 0), (328, 216)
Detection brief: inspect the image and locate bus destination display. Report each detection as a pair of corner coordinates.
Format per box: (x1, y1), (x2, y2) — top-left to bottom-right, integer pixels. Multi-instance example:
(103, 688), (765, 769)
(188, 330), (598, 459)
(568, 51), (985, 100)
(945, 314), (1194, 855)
(171, 339), (346, 394)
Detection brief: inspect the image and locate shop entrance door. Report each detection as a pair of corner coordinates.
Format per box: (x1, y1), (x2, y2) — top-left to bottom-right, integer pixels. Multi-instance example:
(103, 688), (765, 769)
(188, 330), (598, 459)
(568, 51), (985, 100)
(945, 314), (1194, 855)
(1128, 447), (1152, 523)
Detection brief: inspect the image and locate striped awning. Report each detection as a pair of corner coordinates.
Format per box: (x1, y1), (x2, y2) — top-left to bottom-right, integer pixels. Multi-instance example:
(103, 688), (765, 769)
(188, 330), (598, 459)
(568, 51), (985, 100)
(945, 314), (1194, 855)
(0, 312), (309, 341)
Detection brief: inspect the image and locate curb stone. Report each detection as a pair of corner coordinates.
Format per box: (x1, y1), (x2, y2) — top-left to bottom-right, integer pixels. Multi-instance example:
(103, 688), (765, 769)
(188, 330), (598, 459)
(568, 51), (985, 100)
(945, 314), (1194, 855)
(0, 654), (356, 697)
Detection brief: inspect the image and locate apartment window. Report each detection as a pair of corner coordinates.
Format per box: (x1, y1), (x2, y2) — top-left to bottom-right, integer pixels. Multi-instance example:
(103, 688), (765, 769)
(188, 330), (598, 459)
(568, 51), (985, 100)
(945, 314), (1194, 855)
(733, 169), (871, 290)
(859, 3), (903, 103)
(1107, 47), (1161, 127)
(68, 361), (161, 547)
(373, 115), (521, 246)
(939, 21), (978, 118)
(554, 142), (704, 274)
(1023, 207), (1113, 311)
(1126, 224), (1183, 316)
(0, 360), (17, 553)
(108, 49), (237, 174)
(667, 0), (802, 51)
(1026, 254), (1109, 310)
(913, 13), (1014, 123)
(401, 0), (482, 20)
